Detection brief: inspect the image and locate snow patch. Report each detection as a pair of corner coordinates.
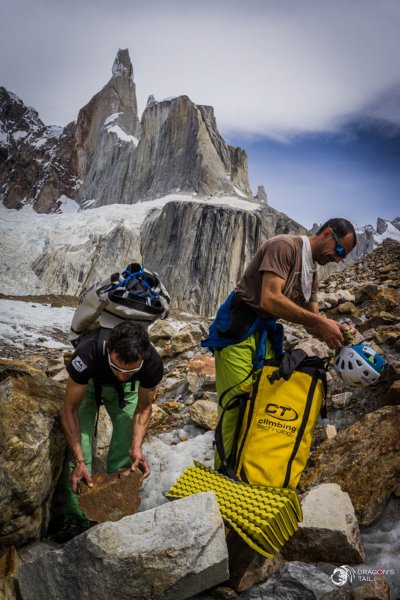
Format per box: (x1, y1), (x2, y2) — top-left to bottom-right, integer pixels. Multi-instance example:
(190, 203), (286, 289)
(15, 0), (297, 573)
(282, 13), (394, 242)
(12, 130), (28, 141)
(0, 299), (74, 353)
(105, 124), (139, 146)
(57, 195), (80, 214)
(104, 113), (123, 126)
(375, 222), (400, 244)
(141, 428), (214, 510)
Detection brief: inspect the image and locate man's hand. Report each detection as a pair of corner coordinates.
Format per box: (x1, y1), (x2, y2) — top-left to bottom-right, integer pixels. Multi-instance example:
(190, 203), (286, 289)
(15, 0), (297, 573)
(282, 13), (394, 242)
(315, 318), (345, 350)
(130, 447), (150, 478)
(70, 462), (93, 493)
(338, 321), (357, 344)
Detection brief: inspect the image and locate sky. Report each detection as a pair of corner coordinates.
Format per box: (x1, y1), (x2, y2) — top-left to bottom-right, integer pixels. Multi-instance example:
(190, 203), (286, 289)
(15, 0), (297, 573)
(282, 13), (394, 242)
(0, 0), (399, 228)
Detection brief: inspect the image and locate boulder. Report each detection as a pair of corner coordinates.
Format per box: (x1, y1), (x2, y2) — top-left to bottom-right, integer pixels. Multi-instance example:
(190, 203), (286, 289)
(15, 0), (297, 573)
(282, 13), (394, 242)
(0, 546), (21, 600)
(281, 484), (364, 564)
(225, 530), (285, 593)
(353, 576), (390, 600)
(294, 337), (330, 358)
(149, 404), (169, 429)
(187, 354), (216, 378)
(338, 301), (357, 315)
(189, 400), (218, 430)
(386, 379), (400, 404)
(151, 321), (203, 356)
(18, 492), (229, 600)
(330, 392), (352, 409)
(369, 288), (400, 315)
(239, 562), (338, 599)
(354, 283), (379, 304)
(300, 406), (400, 525)
(337, 290), (355, 304)
(0, 361), (66, 549)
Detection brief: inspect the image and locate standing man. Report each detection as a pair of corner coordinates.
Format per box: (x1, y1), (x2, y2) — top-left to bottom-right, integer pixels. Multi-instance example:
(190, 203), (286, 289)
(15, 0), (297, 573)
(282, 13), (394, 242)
(202, 218), (357, 469)
(53, 321), (163, 542)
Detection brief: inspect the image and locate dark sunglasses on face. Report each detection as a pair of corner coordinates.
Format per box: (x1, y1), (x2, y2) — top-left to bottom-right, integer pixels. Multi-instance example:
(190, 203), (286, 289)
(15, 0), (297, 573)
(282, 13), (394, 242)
(332, 231), (346, 258)
(108, 352), (143, 374)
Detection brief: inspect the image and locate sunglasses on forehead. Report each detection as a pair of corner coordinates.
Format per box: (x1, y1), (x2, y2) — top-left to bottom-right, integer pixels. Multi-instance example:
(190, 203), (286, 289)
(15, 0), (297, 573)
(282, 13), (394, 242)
(332, 231), (346, 258)
(107, 351), (143, 374)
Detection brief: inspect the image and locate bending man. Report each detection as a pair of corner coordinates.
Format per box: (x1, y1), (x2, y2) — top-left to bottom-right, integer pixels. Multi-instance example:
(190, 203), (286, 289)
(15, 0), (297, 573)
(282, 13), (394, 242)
(53, 321), (163, 542)
(202, 218), (357, 469)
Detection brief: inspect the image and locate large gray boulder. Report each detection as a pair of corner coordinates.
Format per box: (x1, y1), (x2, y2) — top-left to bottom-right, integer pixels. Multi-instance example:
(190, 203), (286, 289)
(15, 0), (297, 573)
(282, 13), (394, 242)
(0, 361), (65, 550)
(239, 562), (338, 599)
(18, 492), (229, 600)
(281, 483), (365, 564)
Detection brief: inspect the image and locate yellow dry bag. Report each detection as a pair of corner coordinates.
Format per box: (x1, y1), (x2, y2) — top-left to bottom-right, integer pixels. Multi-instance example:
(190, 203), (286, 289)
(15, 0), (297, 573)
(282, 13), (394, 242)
(215, 349), (327, 489)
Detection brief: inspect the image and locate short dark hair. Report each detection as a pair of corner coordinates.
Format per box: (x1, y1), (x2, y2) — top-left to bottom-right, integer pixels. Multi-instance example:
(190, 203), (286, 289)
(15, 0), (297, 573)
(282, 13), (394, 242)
(107, 322), (150, 363)
(316, 218), (357, 247)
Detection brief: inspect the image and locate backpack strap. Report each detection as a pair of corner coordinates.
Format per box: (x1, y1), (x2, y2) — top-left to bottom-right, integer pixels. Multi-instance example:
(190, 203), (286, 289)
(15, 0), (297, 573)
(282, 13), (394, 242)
(215, 367), (257, 479)
(265, 349), (308, 383)
(214, 393), (248, 481)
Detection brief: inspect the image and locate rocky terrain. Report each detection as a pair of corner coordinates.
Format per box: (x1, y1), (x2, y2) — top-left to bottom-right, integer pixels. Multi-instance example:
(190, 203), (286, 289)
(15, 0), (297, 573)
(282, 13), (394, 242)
(0, 238), (399, 599)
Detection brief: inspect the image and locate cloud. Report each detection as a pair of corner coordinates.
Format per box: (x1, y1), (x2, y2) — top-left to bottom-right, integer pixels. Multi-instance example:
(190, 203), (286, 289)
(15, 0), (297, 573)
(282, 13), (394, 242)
(1, 0), (400, 138)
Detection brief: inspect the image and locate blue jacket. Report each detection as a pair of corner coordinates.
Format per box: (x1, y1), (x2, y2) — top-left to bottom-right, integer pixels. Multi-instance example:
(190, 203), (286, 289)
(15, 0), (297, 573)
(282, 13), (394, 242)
(201, 292), (284, 368)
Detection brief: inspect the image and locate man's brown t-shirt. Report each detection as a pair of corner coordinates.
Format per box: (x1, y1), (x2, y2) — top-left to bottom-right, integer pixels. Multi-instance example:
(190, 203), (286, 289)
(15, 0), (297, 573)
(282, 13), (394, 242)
(235, 235), (318, 318)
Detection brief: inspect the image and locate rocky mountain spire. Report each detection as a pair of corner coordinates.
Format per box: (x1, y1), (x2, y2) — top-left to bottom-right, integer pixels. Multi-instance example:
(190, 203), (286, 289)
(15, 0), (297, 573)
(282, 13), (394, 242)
(254, 185), (268, 204)
(75, 48), (141, 179)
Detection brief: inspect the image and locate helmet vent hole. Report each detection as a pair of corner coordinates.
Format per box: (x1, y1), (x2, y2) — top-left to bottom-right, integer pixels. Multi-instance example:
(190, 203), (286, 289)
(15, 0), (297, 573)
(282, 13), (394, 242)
(341, 360), (345, 369)
(363, 370), (369, 376)
(348, 362), (353, 370)
(356, 360), (362, 367)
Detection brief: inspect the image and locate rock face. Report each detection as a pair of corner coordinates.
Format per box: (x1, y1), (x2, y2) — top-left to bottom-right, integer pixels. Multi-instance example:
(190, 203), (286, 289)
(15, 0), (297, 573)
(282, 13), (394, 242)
(0, 87), (79, 213)
(82, 94), (253, 208)
(282, 483), (365, 564)
(0, 361), (66, 550)
(300, 406), (400, 525)
(254, 184), (268, 204)
(18, 492), (229, 600)
(1, 48), (253, 213)
(75, 48), (141, 184)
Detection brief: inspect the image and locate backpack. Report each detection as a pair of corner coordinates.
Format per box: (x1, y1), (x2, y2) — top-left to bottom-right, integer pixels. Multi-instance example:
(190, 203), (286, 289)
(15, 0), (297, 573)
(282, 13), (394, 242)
(69, 262), (170, 346)
(215, 349), (327, 489)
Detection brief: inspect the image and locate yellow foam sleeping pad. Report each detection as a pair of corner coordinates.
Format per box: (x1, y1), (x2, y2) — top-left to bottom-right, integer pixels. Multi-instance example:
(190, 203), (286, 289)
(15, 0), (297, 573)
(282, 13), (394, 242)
(166, 461), (302, 557)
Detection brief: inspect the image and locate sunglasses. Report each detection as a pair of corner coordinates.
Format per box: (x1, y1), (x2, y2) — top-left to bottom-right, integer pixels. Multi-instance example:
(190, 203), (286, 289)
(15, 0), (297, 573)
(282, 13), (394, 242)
(332, 231), (346, 258)
(108, 352), (143, 374)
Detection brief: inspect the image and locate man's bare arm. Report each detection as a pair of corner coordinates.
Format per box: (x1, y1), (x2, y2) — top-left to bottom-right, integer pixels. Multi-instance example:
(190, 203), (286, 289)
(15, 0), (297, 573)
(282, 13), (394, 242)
(60, 377), (93, 492)
(260, 272), (344, 349)
(130, 386), (156, 478)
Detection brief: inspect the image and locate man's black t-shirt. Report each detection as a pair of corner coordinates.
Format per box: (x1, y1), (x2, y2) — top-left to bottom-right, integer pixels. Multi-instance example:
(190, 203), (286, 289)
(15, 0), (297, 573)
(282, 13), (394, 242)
(66, 328), (163, 388)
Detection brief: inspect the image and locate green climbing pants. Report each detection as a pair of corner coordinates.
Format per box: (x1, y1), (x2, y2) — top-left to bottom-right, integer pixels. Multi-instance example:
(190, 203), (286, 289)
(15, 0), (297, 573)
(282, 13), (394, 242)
(214, 332), (273, 470)
(64, 379), (139, 523)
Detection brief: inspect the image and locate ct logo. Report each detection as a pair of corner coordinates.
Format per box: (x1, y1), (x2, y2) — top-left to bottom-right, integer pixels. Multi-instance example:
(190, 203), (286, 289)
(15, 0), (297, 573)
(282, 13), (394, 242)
(265, 403), (298, 421)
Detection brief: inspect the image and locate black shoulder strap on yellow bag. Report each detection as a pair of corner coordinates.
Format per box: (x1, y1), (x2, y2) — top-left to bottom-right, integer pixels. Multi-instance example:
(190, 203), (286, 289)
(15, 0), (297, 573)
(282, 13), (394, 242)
(215, 367), (256, 480)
